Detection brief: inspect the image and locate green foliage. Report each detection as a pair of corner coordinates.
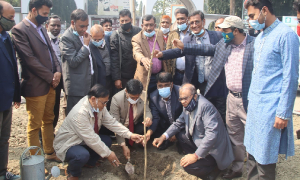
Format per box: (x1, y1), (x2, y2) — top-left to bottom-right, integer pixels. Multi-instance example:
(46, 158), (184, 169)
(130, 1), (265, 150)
(6, 0), (21, 7)
(50, 0), (77, 24)
(152, 0), (178, 25)
(88, 0), (98, 15)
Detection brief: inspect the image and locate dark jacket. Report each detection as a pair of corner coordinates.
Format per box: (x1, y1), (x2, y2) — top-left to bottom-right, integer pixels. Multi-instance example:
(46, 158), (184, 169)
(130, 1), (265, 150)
(89, 36), (111, 86)
(0, 32), (21, 111)
(149, 85), (183, 133)
(12, 19), (61, 97)
(110, 25), (141, 81)
(160, 30), (226, 98)
(183, 35), (255, 111)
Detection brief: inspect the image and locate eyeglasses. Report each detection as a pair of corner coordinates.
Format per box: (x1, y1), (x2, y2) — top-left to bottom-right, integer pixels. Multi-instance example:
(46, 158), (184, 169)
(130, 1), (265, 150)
(99, 99), (109, 105)
(189, 21), (201, 25)
(178, 94), (193, 102)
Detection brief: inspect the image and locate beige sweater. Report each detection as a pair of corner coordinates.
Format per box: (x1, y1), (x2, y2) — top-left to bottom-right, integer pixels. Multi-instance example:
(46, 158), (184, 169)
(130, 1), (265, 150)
(54, 96), (132, 161)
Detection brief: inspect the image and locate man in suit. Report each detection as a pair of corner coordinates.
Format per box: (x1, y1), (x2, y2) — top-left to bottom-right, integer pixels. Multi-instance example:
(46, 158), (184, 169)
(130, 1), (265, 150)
(166, 8), (191, 85)
(153, 84), (234, 180)
(170, 16), (255, 179)
(154, 10), (226, 122)
(132, 14), (166, 95)
(60, 9), (96, 115)
(148, 72), (183, 150)
(110, 9), (141, 91)
(46, 14), (62, 129)
(110, 79), (152, 159)
(54, 84), (143, 180)
(0, 2), (21, 179)
(12, 0), (61, 160)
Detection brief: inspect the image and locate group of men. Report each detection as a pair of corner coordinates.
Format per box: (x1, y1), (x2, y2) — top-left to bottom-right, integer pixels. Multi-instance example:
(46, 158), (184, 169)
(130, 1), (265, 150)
(0, 0), (299, 180)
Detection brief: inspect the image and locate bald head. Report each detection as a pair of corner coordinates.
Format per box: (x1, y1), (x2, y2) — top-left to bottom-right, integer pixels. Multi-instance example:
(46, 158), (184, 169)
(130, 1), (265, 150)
(0, 1), (15, 32)
(179, 83), (197, 107)
(90, 24), (105, 42)
(180, 83), (196, 95)
(215, 18), (224, 32)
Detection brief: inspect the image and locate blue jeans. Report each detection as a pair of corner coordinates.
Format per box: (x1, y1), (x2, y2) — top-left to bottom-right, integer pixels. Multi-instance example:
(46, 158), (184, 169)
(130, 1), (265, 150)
(65, 134), (112, 177)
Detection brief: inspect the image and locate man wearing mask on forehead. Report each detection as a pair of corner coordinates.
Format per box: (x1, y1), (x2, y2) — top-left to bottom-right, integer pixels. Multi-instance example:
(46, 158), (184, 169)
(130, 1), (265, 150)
(12, 0), (62, 159)
(110, 9), (141, 92)
(164, 16), (255, 179)
(110, 79), (152, 160)
(132, 14), (166, 95)
(60, 9), (97, 115)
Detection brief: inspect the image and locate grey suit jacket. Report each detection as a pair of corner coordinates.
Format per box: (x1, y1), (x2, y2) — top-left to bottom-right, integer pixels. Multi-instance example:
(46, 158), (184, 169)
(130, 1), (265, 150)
(166, 95), (234, 170)
(60, 27), (96, 96)
(110, 89), (152, 144)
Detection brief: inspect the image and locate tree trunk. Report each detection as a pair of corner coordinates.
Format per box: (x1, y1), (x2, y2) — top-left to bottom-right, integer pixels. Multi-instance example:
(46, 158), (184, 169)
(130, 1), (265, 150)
(230, 0), (236, 15)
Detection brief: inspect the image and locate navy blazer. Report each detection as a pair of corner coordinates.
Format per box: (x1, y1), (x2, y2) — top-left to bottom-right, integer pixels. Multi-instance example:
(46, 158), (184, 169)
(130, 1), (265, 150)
(0, 32), (21, 111)
(89, 36), (111, 86)
(149, 85), (183, 132)
(160, 30), (226, 98)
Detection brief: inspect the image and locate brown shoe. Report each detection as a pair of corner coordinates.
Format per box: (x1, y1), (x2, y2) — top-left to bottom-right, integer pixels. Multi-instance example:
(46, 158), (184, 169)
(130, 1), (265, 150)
(222, 169), (242, 179)
(45, 152), (62, 163)
(67, 175), (79, 180)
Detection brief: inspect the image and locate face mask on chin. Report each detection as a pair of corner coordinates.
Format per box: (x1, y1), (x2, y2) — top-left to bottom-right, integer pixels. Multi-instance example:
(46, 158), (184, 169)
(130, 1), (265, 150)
(47, 31), (58, 39)
(92, 99), (100, 113)
(73, 22), (79, 36)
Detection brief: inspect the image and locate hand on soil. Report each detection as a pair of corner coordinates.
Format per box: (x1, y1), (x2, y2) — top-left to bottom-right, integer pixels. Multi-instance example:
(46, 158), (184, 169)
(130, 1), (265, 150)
(153, 135), (166, 148)
(122, 145), (130, 159)
(107, 151), (120, 167)
(180, 154), (198, 167)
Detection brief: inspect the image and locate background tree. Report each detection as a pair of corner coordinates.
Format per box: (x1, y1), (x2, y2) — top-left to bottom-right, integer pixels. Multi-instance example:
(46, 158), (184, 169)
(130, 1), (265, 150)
(152, 0), (178, 26)
(50, 0), (77, 25)
(6, 0), (21, 7)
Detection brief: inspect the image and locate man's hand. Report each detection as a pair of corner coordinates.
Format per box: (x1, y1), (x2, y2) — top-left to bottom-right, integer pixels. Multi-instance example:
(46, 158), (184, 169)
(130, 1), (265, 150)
(83, 32), (91, 46)
(141, 57), (151, 71)
(130, 133), (143, 143)
(169, 135), (176, 142)
(142, 117), (152, 127)
(52, 72), (61, 88)
(107, 151), (120, 167)
(152, 135), (166, 148)
(180, 154), (198, 167)
(153, 49), (163, 58)
(143, 130), (153, 146)
(274, 116), (288, 129)
(122, 145), (130, 159)
(115, 80), (122, 89)
(172, 39), (184, 50)
(14, 102), (20, 109)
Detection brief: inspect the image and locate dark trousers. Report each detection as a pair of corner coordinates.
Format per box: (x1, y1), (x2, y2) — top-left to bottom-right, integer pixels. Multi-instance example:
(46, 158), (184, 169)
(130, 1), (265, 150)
(206, 97), (226, 125)
(173, 69), (184, 86)
(176, 129), (217, 178)
(0, 107), (12, 176)
(152, 119), (170, 139)
(53, 80), (63, 129)
(66, 96), (83, 115)
(125, 121), (144, 146)
(65, 134), (112, 177)
(148, 74), (158, 97)
(247, 153), (276, 180)
(105, 75), (113, 111)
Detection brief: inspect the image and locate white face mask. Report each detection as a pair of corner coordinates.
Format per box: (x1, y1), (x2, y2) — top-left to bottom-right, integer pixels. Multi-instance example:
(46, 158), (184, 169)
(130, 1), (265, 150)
(47, 31), (58, 39)
(92, 99), (100, 113)
(161, 27), (170, 34)
(127, 97), (139, 104)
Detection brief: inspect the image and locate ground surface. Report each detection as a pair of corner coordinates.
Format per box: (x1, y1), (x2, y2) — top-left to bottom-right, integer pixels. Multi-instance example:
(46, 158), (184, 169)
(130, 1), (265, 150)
(7, 92), (300, 180)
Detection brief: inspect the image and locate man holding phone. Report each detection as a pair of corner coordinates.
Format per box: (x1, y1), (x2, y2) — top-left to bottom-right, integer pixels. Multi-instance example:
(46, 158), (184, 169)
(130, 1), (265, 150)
(60, 9), (97, 115)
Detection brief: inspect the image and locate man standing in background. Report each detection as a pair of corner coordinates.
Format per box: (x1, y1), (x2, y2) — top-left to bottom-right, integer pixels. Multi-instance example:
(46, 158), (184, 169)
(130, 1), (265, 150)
(214, 18), (224, 32)
(160, 15), (171, 44)
(101, 18), (113, 37)
(110, 9), (141, 91)
(46, 14), (62, 129)
(0, 1), (21, 179)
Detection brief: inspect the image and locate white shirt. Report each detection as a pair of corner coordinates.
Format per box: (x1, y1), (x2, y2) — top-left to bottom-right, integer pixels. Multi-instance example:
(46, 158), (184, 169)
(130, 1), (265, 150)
(47, 32), (61, 65)
(176, 29), (190, 71)
(79, 36), (94, 75)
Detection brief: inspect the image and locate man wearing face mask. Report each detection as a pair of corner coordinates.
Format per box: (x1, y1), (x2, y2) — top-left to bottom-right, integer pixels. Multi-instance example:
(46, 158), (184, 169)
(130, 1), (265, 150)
(0, 1), (21, 180)
(54, 84), (143, 180)
(11, 0), (62, 160)
(165, 16), (255, 179)
(148, 72), (183, 150)
(46, 14), (62, 130)
(132, 14), (166, 95)
(110, 9), (141, 91)
(100, 18), (113, 37)
(153, 83), (233, 180)
(160, 15), (172, 44)
(60, 9), (97, 115)
(166, 8), (191, 85)
(110, 79), (152, 160)
(244, 0), (299, 179)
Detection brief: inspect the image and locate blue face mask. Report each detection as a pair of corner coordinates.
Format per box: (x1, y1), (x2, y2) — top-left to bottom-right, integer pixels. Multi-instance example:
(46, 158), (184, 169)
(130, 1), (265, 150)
(158, 87), (171, 98)
(105, 31), (112, 36)
(92, 39), (104, 47)
(144, 30), (156, 37)
(192, 29), (204, 36)
(249, 9), (266, 31)
(222, 32), (234, 43)
(73, 23), (79, 36)
(177, 23), (188, 31)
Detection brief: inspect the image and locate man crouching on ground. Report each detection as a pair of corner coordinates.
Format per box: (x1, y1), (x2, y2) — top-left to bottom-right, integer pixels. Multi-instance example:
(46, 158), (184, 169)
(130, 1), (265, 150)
(54, 84), (143, 180)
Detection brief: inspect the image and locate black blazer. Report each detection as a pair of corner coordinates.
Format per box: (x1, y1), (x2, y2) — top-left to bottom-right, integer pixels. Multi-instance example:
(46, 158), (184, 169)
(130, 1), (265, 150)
(0, 32), (21, 111)
(89, 36), (111, 86)
(149, 85), (183, 132)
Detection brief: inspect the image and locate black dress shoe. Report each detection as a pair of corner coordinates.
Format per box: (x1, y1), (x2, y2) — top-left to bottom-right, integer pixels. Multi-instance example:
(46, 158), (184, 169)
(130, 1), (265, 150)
(202, 167), (221, 180)
(158, 140), (173, 150)
(222, 169), (242, 179)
